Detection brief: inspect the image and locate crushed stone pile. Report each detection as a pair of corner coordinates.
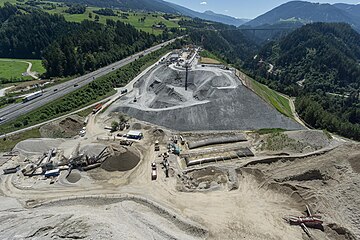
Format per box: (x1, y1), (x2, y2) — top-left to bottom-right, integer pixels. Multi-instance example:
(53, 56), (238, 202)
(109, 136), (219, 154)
(14, 138), (65, 156)
(111, 65), (303, 131)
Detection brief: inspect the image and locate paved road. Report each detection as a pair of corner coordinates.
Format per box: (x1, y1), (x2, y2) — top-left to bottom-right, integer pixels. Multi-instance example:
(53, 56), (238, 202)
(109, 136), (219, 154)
(0, 37), (179, 125)
(0, 51), (171, 139)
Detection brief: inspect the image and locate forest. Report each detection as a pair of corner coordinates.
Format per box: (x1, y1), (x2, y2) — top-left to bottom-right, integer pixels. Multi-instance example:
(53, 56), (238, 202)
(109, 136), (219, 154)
(65, 4), (86, 14)
(93, 8), (117, 16)
(0, 4), (177, 77)
(242, 23), (360, 140)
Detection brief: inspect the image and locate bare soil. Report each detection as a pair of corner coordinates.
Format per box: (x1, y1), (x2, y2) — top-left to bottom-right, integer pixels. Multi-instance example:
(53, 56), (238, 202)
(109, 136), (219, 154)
(40, 116), (84, 138)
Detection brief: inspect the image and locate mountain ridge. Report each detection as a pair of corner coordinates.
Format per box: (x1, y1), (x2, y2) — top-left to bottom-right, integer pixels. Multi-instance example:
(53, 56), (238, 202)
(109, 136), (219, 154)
(246, 1), (360, 31)
(48, 0), (248, 26)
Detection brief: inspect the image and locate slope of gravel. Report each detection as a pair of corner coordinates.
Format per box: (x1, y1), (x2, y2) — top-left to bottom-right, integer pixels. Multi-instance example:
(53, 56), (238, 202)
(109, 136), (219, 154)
(0, 197), (207, 240)
(111, 65), (303, 131)
(117, 86), (302, 131)
(13, 138), (65, 156)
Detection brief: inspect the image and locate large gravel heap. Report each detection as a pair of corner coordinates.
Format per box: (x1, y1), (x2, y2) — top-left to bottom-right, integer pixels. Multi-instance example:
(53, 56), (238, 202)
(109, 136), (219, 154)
(111, 65), (303, 131)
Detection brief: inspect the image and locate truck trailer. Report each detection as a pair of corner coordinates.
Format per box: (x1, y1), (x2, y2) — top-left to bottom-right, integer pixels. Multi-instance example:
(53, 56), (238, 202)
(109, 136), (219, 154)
(93, 103), (102, 114)
(22, 91), (43, 103)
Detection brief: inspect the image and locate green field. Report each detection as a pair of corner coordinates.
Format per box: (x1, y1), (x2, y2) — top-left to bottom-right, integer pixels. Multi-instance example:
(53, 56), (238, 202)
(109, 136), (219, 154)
(199, 50), (224, 63)
(0, 58), (46, 81)
(238, 70), (293, 118)
(0, 0), (17, 6)
(44, 6), (182, 35)
(0, 128), (41, 152)
(1, 0), (185, 34)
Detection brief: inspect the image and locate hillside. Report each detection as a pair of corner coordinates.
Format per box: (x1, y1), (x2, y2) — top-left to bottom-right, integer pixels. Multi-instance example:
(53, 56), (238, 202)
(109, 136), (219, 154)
(0, 4), (167, 77)
(245, 22), (360, 140)
(257, 22), (360, 92)
(334, 3), (360, 18)
(48, 0), (247, 26)
(246, 1), (360, 31)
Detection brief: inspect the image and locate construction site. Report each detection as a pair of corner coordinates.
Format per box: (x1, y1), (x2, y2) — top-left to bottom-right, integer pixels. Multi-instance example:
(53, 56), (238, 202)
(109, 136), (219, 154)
(0, 46), (359, 240)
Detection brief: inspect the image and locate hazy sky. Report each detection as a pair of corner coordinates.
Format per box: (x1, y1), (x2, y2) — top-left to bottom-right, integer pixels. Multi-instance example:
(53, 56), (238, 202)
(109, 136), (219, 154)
(165, 0), (360, 19)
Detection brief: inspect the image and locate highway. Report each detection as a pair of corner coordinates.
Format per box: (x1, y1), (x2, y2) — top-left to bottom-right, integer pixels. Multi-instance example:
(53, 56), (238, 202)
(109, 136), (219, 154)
(0, 37), (179, 125)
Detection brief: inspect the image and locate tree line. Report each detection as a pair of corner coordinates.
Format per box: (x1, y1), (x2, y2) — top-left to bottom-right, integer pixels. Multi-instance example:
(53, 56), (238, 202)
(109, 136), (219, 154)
(0, 4), (180, 78)
(243, 23), (360, 140)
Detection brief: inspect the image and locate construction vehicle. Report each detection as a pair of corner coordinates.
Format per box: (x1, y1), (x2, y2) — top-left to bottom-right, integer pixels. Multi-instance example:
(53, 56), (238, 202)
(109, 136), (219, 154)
(179, 135), (185, 145)
(162, 153), (170, 178)
(120, 140), (133, 146)
(93, 103), (102, 114)
(151, 162), (157, 180)
(154, 140), (160, 151)
(285, 205), (323, 237)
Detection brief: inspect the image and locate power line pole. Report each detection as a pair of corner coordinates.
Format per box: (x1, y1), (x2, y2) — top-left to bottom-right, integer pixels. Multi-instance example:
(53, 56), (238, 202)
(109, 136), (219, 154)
(185, 61), (189, 91)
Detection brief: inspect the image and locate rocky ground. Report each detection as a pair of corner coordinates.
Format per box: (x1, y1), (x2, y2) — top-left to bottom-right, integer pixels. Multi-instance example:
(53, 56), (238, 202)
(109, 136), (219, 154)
(1, 123), (358, 240)
(109, 63), (303, 131)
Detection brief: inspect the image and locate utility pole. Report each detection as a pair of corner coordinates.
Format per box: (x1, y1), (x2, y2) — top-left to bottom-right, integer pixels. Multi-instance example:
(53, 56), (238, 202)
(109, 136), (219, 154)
(185, 61), (189, 91)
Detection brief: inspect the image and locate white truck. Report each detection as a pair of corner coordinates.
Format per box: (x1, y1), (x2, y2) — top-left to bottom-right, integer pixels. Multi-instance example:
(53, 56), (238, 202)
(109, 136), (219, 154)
(22, 91), (43, 103)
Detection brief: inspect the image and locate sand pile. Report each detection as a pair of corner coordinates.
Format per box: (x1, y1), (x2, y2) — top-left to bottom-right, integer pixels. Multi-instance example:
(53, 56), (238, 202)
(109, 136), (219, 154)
(101, 148), (140, 172)
(110, 64), (303, 131)
(79, 144), (107, 157)
(14, 138), (64, 156)
(348, 153), (360, 173)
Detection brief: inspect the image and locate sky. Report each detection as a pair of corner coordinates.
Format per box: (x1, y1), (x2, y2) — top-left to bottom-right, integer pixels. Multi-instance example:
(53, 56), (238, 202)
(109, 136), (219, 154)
(165, 0), (360, 19)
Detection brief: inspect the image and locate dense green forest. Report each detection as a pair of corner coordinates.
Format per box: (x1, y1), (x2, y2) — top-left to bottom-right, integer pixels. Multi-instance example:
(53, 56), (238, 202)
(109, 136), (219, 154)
(189, 28), (258, 67)
(65, 4), (86, 14)
(0, 8), (77, 59)
(243, 23), (360, 140)
(43, 19), (158, 77)
(93, 8), (116, 16)
(0, 4), (179, 77)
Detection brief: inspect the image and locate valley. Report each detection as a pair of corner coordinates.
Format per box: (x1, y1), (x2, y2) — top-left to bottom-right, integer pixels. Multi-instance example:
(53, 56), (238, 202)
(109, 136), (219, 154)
(0, 0), (359, 239)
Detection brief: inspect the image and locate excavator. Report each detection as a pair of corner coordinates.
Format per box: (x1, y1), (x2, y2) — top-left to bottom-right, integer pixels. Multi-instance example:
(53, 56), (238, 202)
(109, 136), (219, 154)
(285, 205), (323, 237)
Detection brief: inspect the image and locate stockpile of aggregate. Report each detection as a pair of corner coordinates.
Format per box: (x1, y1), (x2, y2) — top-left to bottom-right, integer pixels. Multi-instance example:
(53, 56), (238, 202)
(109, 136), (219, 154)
(101, 149), (140, 172)
(113, 65), (304, 131)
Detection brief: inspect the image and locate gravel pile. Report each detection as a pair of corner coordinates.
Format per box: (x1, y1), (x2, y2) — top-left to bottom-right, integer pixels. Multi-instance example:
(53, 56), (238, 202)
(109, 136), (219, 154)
(79, 144), (107, 157)
(111, 65), (303, 131)
(285, 130), (332, 149)
(66, 170), (81, 183)
(14, 138), (64, 156)
(101, 149), (140, 172)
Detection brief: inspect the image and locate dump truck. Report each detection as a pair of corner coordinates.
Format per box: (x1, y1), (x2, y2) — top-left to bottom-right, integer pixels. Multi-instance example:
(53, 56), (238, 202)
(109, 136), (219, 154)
(154, 140), (160, 151)
(151, 162), (157, 180)
(93, 103), (102, 114)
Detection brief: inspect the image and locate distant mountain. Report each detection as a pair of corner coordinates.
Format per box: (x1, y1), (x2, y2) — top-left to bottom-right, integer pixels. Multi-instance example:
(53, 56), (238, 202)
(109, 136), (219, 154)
(333, 3), (360, 20)
(246, 1), (360, 31)
(199, 10), (249, 26)
(50, 0), (248, 26)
